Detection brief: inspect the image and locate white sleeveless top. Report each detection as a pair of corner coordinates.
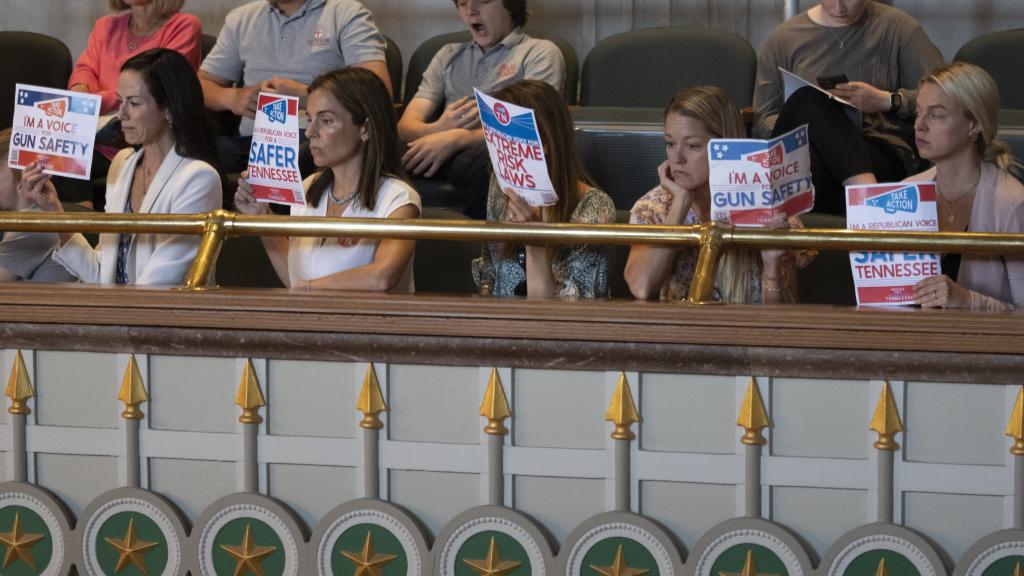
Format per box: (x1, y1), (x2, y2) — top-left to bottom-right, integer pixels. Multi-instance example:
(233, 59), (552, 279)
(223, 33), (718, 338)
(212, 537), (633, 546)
(287, 176), (421, 292)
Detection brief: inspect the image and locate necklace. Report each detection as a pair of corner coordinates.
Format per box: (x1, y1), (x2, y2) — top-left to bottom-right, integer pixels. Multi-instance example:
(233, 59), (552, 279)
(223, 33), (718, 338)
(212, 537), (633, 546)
(327, 188), (359, 206)
(127, 15), (165, 50)
(938, 173), (980, 224)
(826, 26), (851, 50)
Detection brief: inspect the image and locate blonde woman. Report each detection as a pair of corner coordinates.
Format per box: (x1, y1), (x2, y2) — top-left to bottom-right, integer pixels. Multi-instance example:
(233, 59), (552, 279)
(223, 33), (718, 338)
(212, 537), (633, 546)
(70, 0), (201, 114)
(625, 86), (807, 303)
(909, 62), (1024, 310)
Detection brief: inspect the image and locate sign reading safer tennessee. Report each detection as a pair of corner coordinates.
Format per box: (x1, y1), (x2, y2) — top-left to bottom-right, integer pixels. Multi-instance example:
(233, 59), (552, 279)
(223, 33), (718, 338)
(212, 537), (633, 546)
(709, 124), (814, 226)
(248, 92), (303, 206)
(474, 88), (556, 207)
(10, 84), (101, 180)
(846, 182), (940, 306)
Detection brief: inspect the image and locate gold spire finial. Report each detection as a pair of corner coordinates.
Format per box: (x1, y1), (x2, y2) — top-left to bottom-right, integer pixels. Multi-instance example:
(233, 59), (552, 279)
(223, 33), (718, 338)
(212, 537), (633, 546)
(480, 368), (512, 435)
(1006, 387), (1024, 456)
(5, 351), (34, 416)
(874, 557), (890, 576)
(118, 355), (149, 420)
(606, 373), (640, 441)
(357, 363), (387, 430)
(235, 359), (266, 425)
(870, 381), (904, 451)
(737, 377), (770, 445)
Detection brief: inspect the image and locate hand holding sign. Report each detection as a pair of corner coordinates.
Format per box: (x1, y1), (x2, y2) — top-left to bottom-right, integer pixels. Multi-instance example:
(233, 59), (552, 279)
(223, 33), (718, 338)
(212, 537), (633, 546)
(913, 274), (969, 309)
(234, 173), (272, 216)
(16, 161), (60, 212)
(247, 92), (304, 206)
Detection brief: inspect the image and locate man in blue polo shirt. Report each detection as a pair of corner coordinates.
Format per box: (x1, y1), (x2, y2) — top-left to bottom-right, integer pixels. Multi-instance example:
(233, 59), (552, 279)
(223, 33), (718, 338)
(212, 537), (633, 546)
(398, 0), (564, 219)
(199, 0), (390, 173)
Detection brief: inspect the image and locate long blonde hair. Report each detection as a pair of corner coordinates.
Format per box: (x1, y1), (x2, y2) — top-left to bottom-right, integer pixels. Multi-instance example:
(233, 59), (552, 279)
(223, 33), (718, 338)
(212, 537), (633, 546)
(921, 62), (1019, 172)
(665, 86), (758, 303)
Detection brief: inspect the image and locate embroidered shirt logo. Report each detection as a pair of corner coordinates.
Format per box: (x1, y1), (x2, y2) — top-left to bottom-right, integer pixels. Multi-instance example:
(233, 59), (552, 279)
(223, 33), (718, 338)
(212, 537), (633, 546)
(496, 61), (519, 81)
(308, 26), (331, 49)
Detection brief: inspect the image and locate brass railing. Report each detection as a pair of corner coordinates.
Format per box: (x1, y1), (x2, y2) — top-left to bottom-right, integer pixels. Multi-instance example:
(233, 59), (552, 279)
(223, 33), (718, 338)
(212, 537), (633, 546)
(2, 209), (1023, 303)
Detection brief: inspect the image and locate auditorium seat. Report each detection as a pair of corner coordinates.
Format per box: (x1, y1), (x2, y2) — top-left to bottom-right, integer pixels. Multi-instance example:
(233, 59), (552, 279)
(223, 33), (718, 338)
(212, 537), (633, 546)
(414, 207), (482, 293)
(796, 213), (856, 306)
(402, 30), (580, 105)
(0, 31), (72, 131)
(384, 35), (403, 104)
(579, 26), (757, 109)
(955, 29), (1024, 110)
(576, 127), (664, 210)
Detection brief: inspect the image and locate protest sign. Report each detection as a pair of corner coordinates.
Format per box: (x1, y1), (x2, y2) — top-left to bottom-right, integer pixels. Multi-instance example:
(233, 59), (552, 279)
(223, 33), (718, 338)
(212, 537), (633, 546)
(248, 93), (304, 206)
(474, 88), (556, 207)
(9, 84), (100, 180)
(846, 182), (941, 306)
(709, 124), (814, 226)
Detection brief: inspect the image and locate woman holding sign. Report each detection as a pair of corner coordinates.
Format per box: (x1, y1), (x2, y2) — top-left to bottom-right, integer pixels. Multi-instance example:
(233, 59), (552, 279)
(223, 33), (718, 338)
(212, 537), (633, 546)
(234, 67), (421, 292)
(19, 48), (222, 285)
(625, 86), (808, 303)
(471, 80), (616, 298)
(908, 62), (1024, 310)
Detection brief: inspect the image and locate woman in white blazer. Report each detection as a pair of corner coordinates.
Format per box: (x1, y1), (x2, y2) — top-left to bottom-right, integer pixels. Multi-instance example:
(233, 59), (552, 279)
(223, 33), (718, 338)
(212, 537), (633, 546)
(19, 48), (221, 285)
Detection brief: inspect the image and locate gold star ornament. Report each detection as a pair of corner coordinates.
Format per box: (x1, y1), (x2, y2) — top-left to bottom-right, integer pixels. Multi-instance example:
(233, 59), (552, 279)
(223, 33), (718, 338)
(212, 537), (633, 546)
(340, 530), (398, 576)
(719, 549), (779, 576)
(463, 536), (522, 576)
(0, 511), (44, 570)
(104, 517), (159, 575)
(220, 523), (277, 576)
(590, 544), (650, 576)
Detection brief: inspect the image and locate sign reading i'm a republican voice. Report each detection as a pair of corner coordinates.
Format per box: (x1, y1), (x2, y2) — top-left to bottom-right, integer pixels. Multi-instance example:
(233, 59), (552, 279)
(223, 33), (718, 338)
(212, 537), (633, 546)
(247, 93), (304, 206)
(846, 182), (941, 306)
(474, 88), (556, 207)
(709, 124), (814, 226)
(9, 84), (101, 179)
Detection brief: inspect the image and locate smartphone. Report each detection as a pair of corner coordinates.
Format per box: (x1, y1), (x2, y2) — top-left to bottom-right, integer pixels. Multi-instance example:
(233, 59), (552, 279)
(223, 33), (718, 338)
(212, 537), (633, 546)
(817, 74), (849, 90)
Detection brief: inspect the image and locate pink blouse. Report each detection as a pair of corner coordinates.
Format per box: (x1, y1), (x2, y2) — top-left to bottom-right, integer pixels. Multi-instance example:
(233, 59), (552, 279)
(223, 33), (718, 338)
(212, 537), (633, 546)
(69, 11), (202, 113)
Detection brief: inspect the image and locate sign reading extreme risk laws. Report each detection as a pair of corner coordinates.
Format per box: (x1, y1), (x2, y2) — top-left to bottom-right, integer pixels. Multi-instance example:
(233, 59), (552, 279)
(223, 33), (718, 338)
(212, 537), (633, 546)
(474, 88), (556, 207)
(846, 182), (941, 306)
(709, 124), (814, 226)
(10, 84), (101, 179)
(248, 92), (304, 206)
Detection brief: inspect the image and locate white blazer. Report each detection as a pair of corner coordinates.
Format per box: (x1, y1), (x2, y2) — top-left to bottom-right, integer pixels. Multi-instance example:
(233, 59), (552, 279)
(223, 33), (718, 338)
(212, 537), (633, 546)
(54, 147), (221, 285)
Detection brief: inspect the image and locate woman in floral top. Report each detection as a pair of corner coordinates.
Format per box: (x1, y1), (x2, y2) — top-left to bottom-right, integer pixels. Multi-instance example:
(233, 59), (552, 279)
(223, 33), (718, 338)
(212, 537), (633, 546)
(472, 80), (616, 298)
(625, 86), (808, 303)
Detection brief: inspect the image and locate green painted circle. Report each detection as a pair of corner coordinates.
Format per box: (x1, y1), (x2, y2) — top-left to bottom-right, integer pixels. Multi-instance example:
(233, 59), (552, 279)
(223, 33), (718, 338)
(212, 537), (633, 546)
(843, 549), (919, 576)
(454, 530), (530, 576)
(211, 517), (286, 576)
(981, 555), (1024, 576)
(0, 505), (53, 576)
(709, 543), (788, 576)
(581, 537), (660, 575)
(331, 523), (408, 576)
(95, 511), (169, 576)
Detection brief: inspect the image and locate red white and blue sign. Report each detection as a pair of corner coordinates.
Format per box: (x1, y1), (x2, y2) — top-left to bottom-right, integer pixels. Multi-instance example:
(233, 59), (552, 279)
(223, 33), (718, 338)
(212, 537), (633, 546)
(474, 88), (556, 207)
(709, 124), (814, 226)
(846, 182), (941, 306)
(248, 93), (303, 206)
(9, 84), (101, 179)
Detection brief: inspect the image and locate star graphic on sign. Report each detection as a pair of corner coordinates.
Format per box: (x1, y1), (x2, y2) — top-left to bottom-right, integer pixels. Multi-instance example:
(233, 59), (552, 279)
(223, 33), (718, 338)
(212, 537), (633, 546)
(17, 91), (26, 105)
(590, 544), (650, 576)
(713, 144), (721, 151)
(220, 523), (277, 576)
(717, 152), (724, 159)
(340, 530), (398, 576)
(104, 517), (159, 575)
(719, 549), (779, 576)
(463, 536), (521, 576)
(722, 144), (729, 152)
(0, 512), (45, 570)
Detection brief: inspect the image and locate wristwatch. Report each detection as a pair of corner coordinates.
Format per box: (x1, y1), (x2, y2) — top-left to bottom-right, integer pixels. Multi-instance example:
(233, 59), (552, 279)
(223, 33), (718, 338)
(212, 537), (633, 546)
(890, 90), (903, 113)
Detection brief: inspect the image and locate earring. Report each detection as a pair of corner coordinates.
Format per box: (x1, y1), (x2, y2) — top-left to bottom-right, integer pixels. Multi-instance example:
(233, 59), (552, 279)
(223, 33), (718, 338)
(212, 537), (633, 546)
(360, 134), (368, 143)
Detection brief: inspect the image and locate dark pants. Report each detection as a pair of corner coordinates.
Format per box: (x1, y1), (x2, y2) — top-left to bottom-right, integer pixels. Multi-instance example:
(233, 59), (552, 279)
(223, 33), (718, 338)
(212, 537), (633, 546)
(772, 87), (907, 216)
(409, 142), (492, 220)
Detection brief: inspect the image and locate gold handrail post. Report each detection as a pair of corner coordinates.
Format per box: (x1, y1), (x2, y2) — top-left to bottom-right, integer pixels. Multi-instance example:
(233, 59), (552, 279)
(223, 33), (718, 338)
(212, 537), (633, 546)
(182, 209), (234, 291)
(685, 222), (727, 304)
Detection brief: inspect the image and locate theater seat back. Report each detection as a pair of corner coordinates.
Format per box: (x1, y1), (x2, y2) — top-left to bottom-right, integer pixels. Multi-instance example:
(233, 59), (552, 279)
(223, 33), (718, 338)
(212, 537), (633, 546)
(0, 31), (72, 131)
(955, 29), (1024, 110)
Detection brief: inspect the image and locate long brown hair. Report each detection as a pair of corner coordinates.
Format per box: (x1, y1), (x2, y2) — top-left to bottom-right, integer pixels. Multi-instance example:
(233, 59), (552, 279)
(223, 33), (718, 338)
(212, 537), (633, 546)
(492, 79), (591, 225)
(305, 67), (406, 210)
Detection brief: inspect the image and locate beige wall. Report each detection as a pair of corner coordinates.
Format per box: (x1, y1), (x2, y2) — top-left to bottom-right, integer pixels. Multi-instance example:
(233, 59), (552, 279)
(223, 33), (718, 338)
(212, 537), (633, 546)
(2, 0), (1023, 90)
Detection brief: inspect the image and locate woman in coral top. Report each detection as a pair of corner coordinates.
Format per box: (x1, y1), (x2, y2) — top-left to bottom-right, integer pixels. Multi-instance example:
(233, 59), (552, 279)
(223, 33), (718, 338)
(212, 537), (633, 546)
(69, 0), (201, 115)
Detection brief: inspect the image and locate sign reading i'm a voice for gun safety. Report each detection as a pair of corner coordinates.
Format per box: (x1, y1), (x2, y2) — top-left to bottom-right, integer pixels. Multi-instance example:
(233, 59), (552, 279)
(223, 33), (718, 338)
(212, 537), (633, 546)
(10, 84), (100, 180)
(846, 182), (941, 306)
(709, 124), (814, 226)
(474, 88), (556, 207)
(248, 93), (304, 206)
